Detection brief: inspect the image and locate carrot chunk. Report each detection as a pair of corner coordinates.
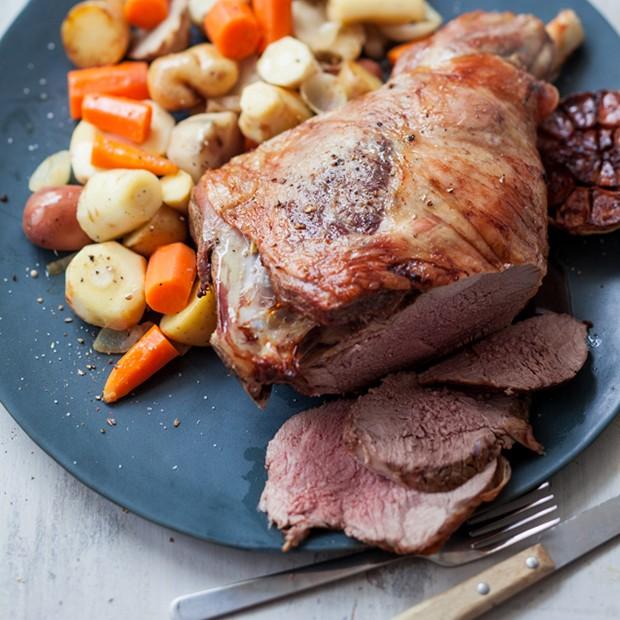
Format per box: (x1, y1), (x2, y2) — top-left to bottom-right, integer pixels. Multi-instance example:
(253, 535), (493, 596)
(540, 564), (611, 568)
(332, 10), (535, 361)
(68, 62), (149, 120)
(252, 0), (292, 50)
(145, 243), (197, 315)
(204, 0), (261, 60)
(124, 0), (169, 30)
(82, 94), (153, 143)
(103, 325), (180, 403)
(91, 132), (178, 176)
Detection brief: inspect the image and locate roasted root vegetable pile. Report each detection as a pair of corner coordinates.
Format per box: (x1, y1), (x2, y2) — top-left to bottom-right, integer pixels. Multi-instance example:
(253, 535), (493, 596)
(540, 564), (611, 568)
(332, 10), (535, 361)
(21, 0), (444, 402)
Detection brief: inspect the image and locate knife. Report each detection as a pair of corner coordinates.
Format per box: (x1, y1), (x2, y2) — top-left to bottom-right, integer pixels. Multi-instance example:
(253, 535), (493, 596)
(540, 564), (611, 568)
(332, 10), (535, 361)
(393, 493), (620, 620)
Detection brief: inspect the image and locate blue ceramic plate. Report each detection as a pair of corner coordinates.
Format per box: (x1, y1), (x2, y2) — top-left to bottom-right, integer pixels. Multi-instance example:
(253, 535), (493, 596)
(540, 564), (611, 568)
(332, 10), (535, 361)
(0, 0), (618, 552)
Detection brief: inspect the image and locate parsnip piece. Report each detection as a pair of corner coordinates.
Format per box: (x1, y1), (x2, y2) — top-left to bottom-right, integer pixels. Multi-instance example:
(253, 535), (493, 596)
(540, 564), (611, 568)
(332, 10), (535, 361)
(338, 60), (382, 100)
(61, 0), (130, 68)
(300, 72), (348, 114)
(160, 282), (217, 347)
(257, 37), (319, 88)
(206, 95), (242, 113)
(160, 170), (195, 213)
(123, 206), (187, 256)
(142, 101), (176, 156)
(327, 0), (426, 25)
(546, 9), (585, 71)
(380, 3), (443, 42)
(167, 112), (244, 182)
(70, 121), (104, 184)
(239, 82), (313, 143)
(77, 169), (163, 242)
(65, 242), (147, 330)
(293, 1), (365, 61)
(28, 151), (72, 192)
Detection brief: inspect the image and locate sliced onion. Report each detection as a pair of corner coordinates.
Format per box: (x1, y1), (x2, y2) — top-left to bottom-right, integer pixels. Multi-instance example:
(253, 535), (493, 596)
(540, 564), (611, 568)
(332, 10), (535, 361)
(380, 5), (443, 43)
(93, 322), (154, 355)
(300, 72), (348, 114)
(46, 252), (77, 277)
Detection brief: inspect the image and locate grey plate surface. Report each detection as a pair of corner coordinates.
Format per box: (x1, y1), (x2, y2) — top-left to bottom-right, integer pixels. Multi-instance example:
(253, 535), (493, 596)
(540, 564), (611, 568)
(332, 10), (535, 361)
(0, 0), (618, 551)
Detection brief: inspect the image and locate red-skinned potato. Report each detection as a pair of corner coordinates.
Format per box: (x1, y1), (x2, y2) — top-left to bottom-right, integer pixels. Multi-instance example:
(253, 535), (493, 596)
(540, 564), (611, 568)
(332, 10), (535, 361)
(23, 186), (92, 251)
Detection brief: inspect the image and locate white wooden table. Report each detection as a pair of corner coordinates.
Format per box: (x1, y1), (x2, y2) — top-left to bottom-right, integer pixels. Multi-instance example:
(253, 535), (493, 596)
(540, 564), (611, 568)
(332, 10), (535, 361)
(1, 2), (619, 619)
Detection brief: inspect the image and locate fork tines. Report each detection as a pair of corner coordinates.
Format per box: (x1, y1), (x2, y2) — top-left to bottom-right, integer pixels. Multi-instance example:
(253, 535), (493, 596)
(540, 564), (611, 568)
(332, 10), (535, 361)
(467, 482), (560, 554)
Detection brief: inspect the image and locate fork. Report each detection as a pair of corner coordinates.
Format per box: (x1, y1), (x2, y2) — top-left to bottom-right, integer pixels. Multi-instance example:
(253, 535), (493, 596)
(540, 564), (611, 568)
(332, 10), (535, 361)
(170, 482), (560, 620)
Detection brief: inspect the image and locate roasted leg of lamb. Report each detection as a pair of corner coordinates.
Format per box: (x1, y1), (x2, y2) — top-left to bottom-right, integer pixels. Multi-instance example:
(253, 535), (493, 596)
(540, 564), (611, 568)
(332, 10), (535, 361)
(190, 11), (563, 404)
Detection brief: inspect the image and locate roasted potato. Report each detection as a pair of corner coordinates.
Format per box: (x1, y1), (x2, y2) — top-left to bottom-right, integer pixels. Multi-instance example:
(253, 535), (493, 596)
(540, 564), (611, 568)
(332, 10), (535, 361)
(257, 37), (318, 89)
(77, 169), (163, 241)
(123, 206), (187, 256)
(160, 170), (195, 213)
(23, 186), (92, 251)
(327, 0), (426, 25)
(61, 0), (130, 68)
(167, 112), (244, 182)
(28, 150), (72, 192)
(147, 44), (239, 111)
(160, 282), (217, 346)
(66, 242), (147, 330)
(239, 82), (313, 143)
(129, 0), (192, 61)
(70, 120), (104, 184)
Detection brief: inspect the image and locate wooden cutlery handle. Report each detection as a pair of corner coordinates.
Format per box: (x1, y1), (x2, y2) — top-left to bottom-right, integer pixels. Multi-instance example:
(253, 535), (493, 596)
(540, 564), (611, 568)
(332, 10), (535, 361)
(393, 544), (556, 620)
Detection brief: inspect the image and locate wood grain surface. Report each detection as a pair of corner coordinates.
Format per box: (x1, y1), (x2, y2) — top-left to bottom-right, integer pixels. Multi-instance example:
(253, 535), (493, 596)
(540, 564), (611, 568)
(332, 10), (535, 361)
(1, 1), (619, 619)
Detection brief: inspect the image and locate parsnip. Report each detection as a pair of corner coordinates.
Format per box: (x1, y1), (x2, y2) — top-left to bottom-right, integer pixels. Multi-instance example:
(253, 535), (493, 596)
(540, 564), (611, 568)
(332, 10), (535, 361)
(77, 169), (162, 242)
(327, 0), (426, 25)
(28, 151), (72, 192)
(70, 121), (104, 184)
(338, 60), (383, 99)
(160, 282), (217, 347)
(257, 37), (318, 89)
(61, 0), (130, 68)
(160, 170), (194, 213)
(189, 0), (217, 26)
(239, 82), (313, 143)
(141, 101), (176, 156)
(293, 1), (365, 61)
(123, 206), (187, 256)
(65, 242), (147, 330)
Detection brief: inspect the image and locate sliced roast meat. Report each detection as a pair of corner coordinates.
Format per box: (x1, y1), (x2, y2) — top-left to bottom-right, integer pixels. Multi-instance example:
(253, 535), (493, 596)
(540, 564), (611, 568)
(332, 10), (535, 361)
(418, 313), (589, 392)
(259, 402), (510, 554)
(343, 373), (542, 493)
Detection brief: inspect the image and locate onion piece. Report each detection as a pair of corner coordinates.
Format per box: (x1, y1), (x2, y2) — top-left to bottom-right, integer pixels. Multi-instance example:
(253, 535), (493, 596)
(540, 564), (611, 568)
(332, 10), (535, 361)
(93, 322), (154, 354)
(380, 4), (443, 43)
(300, 72), (348, 114)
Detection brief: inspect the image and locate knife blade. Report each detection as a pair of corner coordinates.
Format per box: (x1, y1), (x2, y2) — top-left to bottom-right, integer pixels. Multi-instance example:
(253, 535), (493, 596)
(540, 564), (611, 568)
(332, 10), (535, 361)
(394, 494), (620, 620)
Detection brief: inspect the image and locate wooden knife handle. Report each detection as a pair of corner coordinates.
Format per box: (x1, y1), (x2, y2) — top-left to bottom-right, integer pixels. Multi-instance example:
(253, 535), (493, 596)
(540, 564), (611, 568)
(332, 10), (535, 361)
(392, 544), (556, 620)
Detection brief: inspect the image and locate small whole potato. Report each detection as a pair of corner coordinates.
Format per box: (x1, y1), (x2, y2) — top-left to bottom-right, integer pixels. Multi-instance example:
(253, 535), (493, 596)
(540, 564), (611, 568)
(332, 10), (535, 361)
(23, 186), (92, 251)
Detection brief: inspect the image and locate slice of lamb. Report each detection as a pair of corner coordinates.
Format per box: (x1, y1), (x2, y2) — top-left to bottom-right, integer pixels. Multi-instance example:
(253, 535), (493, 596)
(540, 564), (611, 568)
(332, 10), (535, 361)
(343, 373), (542, 493)
(418, 313), (589, 392)
(259, 402), (510, 554)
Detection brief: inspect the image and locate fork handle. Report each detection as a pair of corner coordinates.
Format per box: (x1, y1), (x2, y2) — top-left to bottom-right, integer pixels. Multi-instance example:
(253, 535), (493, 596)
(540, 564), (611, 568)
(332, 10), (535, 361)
(393, 544), (556, 620)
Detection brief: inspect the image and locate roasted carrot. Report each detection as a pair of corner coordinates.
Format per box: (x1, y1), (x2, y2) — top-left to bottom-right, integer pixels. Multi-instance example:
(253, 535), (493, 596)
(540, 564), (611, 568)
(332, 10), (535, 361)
(103, 325), (180, 403)
(387, 38), (433, 65)
(145, 243), (197, 314)
(124, 0), (169, 30)
(68, 62), (149, 119)
(82, 94), (153, 144)
(252, 0), (292, 50)
(91, 132), (178, 176)
(204, 0), (261, 60)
